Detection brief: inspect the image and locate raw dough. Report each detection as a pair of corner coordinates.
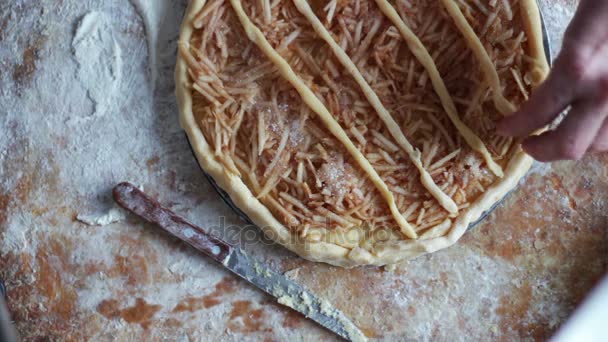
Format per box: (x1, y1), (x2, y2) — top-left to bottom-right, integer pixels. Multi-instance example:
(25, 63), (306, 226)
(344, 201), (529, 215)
(176, 0), (549, 267)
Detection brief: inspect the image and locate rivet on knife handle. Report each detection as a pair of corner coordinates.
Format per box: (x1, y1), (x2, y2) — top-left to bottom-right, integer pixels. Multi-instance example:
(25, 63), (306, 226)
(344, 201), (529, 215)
(112, 182), (232, 263)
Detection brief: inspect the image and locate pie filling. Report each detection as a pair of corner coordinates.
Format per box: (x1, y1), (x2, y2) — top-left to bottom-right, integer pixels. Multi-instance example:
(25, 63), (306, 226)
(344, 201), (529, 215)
(178, 0), (547, 262)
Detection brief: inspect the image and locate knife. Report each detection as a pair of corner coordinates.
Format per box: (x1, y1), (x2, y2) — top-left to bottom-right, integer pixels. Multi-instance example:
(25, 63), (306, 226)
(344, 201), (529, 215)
(0, 281), (18, 342)
(112, 182), (366, 342)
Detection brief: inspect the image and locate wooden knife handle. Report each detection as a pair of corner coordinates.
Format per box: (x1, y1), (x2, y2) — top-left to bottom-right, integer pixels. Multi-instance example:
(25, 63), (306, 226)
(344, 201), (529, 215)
(112, 182), (233, 263)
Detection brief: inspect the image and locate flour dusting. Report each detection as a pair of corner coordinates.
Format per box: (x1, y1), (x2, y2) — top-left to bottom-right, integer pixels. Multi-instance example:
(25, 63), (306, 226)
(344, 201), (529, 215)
(129, 0), (164, 88)
(1, 1), (600, 341)
(528, 161), (553, 177)
(71, 11), (123, 122)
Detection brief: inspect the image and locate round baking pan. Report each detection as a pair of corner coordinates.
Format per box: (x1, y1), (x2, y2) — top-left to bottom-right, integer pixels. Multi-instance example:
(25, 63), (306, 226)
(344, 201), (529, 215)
(187, 5), (553, 231)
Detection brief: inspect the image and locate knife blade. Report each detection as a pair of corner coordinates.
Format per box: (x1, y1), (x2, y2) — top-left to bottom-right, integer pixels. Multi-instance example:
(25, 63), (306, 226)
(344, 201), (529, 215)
(112, 182), (366, 342)
(0, 281), (18, 342)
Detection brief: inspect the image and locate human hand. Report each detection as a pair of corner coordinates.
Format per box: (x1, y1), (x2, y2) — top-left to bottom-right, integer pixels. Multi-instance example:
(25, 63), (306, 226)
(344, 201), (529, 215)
(497, 0), (608, 162)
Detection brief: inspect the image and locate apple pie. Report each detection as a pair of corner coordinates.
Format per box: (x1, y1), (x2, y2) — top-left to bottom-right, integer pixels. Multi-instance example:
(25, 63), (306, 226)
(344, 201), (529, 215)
(176, 0), (549, 267)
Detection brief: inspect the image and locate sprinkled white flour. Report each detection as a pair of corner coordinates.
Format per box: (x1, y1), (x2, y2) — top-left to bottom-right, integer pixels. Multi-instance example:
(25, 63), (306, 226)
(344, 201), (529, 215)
(130, 0), (164, 88)
(71, 11), (123, 121)
(2, 1), (604, 341)
(538, 2), (576, 56)
(0, 0), (315, 339)
(528, 161), (553, 177)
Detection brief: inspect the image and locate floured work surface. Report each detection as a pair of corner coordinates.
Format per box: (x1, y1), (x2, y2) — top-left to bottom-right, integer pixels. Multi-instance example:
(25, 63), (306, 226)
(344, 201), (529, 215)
(177, 0), (549, 267)
(2, 0), (607, 341)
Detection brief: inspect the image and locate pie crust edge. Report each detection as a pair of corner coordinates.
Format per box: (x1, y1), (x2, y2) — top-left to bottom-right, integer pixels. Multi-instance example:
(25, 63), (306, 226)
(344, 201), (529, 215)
(175, 0), (550, 267)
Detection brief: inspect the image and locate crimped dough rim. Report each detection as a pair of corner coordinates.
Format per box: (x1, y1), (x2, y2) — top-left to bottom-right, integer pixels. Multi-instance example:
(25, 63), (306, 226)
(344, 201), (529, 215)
(176, 0), (549, 267)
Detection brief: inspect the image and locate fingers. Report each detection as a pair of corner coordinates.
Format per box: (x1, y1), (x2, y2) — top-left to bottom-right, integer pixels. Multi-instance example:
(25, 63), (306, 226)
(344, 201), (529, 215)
(589, 119), (608, 152)
(496, 64), (573, 137)
(497, 0), (608, 161)
(562, 0), (608, 54)
(522, 97), (608, 161)
(498, 0), (608, 138)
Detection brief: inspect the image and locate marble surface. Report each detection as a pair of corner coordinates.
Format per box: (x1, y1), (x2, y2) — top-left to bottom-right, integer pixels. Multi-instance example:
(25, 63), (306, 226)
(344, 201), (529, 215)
(2, 0), (606, 341)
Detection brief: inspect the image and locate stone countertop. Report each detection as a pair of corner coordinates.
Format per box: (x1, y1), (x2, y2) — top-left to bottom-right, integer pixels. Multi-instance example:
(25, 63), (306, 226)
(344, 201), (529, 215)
(1, 0), (606, 341)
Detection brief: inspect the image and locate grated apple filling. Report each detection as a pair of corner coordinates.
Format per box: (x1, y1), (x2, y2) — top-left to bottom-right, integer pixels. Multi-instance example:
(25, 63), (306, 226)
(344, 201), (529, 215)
(179, 0), (541, 247)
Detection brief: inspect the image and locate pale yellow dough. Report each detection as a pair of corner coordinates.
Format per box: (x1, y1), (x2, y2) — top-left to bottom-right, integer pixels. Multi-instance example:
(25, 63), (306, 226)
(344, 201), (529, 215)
(176, 0), (549, 267)
(293, 0), (459, 216)
(441, 0), (517, 115)
(228, 0), (417, 239)
(375, 0), (505, 178)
